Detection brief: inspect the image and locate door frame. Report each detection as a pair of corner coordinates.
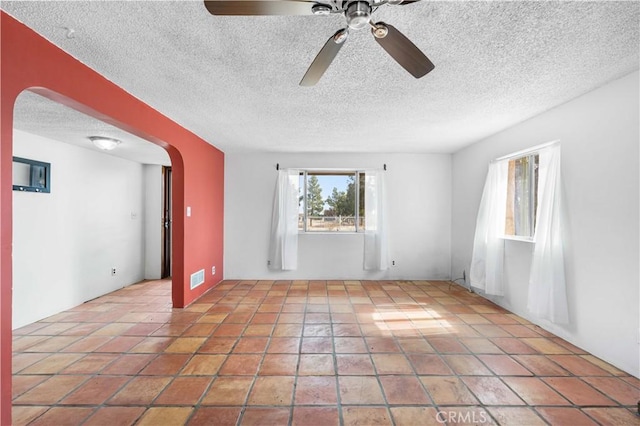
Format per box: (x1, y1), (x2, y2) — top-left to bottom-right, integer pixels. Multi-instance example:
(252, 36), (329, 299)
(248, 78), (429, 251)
(161, 166), (172, 279)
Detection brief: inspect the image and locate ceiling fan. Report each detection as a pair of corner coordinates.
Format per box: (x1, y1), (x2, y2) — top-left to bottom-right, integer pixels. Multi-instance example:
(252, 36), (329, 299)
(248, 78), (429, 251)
(203, 0), (435, 86)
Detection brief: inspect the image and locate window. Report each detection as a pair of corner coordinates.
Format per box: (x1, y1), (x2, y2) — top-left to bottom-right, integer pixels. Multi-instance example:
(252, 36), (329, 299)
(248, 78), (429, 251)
(298, 171), (366, 232)
(504, 154), (539, 238)
(12, 156), (51, 193)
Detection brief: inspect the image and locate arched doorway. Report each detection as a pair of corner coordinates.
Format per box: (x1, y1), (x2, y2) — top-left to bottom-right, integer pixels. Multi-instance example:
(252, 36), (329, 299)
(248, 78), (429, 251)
(1, 12), (225, 423)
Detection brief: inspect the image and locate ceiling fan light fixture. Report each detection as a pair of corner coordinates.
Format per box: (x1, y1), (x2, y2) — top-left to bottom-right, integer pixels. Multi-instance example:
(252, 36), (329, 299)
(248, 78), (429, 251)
(372, 23), (388, 38)
(333, 28), (348, 43)
(89, 136), (121, 151)
(346, 1), (371, 30)
(311, 4), (332, 15)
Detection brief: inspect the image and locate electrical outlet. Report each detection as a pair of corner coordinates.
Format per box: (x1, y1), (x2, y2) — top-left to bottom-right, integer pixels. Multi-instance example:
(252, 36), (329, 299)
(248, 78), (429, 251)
(212, 266), (216, 275)
(111, 268), (116, 276)
(392, 260), (396, 266)
(267, 260), (271, 266)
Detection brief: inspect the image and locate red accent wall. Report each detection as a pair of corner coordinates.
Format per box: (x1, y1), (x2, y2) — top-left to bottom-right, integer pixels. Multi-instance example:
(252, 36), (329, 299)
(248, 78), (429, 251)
(0, 12), (225, 424)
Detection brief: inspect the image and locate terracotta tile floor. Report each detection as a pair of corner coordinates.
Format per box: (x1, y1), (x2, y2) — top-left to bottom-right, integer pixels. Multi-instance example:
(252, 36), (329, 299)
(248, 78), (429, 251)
(12, 279), (640, 425)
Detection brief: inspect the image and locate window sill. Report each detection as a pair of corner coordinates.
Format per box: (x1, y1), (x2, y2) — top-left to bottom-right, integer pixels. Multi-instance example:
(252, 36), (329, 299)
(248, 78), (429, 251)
(500, 235), (535, 243)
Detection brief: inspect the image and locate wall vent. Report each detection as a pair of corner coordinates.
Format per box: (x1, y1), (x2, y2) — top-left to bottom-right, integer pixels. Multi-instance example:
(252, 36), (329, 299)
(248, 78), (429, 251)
(190, 269), (205, 290)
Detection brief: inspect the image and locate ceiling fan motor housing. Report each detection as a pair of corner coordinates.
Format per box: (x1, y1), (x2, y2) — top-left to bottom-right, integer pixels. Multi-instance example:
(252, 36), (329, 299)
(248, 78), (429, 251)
(345, 1), (372, 30)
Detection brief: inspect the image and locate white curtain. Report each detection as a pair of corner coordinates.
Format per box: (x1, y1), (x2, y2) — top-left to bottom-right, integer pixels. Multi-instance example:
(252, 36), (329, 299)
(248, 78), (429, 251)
(268, 169), (300, 270)
(364, 170), (389, 270)
(527, 145), (569, 323)
(470, 160), (509, 295)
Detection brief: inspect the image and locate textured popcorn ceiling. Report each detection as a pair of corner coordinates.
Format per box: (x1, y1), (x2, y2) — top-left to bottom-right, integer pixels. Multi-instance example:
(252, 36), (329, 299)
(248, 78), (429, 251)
(4, 1), (639, 159)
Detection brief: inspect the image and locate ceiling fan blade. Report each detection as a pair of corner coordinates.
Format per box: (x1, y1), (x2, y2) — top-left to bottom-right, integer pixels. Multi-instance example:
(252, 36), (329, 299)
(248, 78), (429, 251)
(204, 0), (318, 15)
(300, 29), (348, 87)
(372, 23), (434, 78)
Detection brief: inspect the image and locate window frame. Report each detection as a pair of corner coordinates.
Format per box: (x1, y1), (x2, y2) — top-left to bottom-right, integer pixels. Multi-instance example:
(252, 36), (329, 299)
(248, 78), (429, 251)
(298, 170), (365, 234)
(500, 149), (540, 243)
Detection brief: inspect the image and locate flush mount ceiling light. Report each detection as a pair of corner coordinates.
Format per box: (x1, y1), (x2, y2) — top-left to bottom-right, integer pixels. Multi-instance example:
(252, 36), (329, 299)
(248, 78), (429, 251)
(89, 136), (121, 151)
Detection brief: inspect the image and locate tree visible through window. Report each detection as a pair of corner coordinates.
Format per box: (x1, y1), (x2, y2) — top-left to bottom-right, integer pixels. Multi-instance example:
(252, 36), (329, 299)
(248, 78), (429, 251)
(505, 154), (539, 238)
(298, 171), (365, 232)
(306, 175), (324, 228)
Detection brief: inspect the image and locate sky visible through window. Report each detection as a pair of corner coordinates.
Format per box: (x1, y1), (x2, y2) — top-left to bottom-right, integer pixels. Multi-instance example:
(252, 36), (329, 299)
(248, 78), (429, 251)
(318, 175), (348, 191)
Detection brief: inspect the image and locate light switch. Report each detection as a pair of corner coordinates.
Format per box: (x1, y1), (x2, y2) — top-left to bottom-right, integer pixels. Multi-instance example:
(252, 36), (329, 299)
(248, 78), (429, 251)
(186, 206), (191, 217)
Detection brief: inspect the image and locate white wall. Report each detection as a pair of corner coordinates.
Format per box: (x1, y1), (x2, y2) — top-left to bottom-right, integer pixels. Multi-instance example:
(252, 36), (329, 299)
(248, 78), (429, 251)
(13, 129), (146, 328)
(225, 153), (452, 280)
(144, 164), (163, 279)
(451, 71), (640, 377)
